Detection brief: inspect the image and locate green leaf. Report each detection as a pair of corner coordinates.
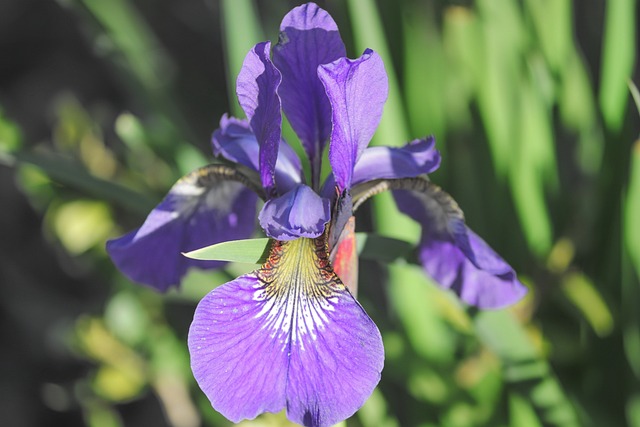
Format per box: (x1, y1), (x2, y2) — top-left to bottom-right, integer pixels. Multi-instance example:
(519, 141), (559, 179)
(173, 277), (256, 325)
(183, 233), (416, 265)
(474, 310), (581, 426)
(346, 0), (420, 244)
(599, 0), (637, 131)
(183, 238), (271, 264)
(220, 0), (263, 117)
(14, 150), (156, 215)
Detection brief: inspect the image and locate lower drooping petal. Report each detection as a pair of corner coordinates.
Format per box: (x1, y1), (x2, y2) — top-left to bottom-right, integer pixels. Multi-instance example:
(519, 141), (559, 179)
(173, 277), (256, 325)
(258, 184), (331, 241)
(106, 165), (258, 291)
(416, 234), (527, 309)
(393, 180), (527, 309)
(188, 237), (384, 427)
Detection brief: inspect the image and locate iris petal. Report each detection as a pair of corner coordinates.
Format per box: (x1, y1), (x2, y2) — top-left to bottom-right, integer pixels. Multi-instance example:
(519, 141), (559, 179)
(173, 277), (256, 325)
(321, 137), (441, 197)
(393, 181), (527, 309)
(272, 2), (346, 183)
(318, 49), (388, 191)
(212, 114), (303, 192)
(352, 137), (441, 185)
(258, 184), (331, 241)
(106, 165), (258, 292)
(237, 42), (282, 196)
(188, 237), (383, 427)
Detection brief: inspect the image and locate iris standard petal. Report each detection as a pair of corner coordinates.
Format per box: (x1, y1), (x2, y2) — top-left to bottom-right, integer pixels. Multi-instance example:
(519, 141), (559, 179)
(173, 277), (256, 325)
(237, 41), (282, 196)
(212, 114), (303, 192)
(272, 2), (346, 182)
(318, 49), (388, 191)
(106, 165), (258, 292)
(321, 137), (441, 197)
(188, 237), (384, 427)
(393, 181), (527, 309)
(258, 184), (331, 241)
(352, 137), (441, 185)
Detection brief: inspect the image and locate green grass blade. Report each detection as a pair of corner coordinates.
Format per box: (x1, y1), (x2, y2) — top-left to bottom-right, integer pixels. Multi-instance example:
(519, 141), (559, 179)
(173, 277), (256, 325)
(14, 150), (156, 215)
(346, 0), (419, 243)
(474, 310), (581, 427)
(623, 139), (640, 378)
(509, 75), (555, 256)
(599, 0), (637, 131)
(220, 0), (264, 117)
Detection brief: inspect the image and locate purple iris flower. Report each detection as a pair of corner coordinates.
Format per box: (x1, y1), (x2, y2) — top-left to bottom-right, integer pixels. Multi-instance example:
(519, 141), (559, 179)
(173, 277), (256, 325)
(106, 3), (526, 426)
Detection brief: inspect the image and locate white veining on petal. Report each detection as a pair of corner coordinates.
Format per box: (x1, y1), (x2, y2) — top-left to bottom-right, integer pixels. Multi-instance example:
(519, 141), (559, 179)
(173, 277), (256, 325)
(252, 238), (344, 351)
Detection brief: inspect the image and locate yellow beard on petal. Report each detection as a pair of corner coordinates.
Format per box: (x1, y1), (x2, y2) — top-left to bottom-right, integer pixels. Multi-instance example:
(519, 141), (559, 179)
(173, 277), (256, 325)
(252, 235), (347, 350)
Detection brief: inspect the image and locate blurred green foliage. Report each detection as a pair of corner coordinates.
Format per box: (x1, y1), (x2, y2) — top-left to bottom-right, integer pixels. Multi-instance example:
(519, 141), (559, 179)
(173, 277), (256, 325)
(0, 0), (638, 426)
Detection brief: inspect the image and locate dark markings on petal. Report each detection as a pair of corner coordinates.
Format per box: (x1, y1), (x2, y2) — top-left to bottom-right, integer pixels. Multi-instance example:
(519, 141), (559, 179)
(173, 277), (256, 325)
(190, 163), (266, 201)
(352, 177), (464, 233)
(257, 236), (341, 317)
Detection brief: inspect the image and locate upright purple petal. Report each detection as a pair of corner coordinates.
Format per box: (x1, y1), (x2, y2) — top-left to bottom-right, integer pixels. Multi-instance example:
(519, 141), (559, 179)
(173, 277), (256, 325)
(106, 166), (258, 292)
(237, 42), (282, 196)
(272, 3), (346, 184)
(393, 183), (526, 309)
(212, 114), (303, 192)
(258, 184), (331, 241)
(318, 49), (388, 191)
(189, 237), (383, 427)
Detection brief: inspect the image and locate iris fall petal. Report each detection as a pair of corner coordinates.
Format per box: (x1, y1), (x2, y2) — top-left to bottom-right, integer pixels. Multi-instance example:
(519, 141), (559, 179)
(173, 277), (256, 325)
(106, 166), (258, 291)
(188, 237), (384, 427)
(393, 183), (526, 309)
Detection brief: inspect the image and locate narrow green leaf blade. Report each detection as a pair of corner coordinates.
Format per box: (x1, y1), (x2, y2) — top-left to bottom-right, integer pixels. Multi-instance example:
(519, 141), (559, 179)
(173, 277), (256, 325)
(221, 0), (263, 117)
(599, 0), (637, 131)
(183, 238), (271, 264)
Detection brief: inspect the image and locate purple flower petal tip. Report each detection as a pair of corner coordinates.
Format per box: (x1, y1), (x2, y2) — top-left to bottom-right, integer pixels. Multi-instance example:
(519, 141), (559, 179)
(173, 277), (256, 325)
(394, 186), (527, 309)
(189, 237), (384, 427)
(259, 184), (331, 240)
(419, 238), (527, 309)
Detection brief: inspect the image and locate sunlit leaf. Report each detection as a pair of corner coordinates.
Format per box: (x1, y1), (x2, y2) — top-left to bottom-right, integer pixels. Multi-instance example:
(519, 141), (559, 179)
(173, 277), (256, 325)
(220, 0), (264, 116)
(0, 106), (22, 154)
(346, 0), (419, 243)
(49, 199), (114, 254)
(599, 0), (637, 131)
(562, 271), (614, 337)
(15, 150), (156, 214)
(624, 139), (640, 378)
(183, 238), (271, 263)
(474, 310), (581, 426)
